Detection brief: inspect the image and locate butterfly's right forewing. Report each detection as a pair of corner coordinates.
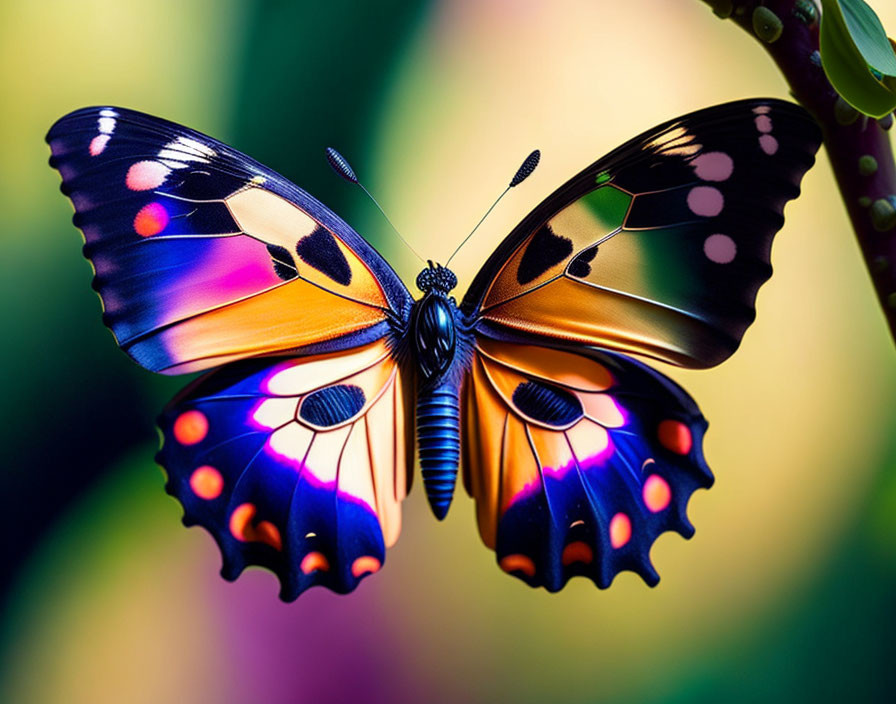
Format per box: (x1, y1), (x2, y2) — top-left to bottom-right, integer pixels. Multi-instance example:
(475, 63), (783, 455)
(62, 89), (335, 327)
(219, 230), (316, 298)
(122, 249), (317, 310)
(463, 99), (822, 368)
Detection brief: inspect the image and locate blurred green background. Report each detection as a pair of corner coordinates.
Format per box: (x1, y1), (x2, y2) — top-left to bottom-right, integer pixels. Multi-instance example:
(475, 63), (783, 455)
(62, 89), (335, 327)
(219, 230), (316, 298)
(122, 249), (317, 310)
(1, 1), (895, 702)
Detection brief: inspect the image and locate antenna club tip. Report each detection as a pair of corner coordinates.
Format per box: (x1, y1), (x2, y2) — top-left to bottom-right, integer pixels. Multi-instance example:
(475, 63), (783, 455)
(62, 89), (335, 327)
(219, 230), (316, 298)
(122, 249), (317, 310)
(325, 147), (358, 184)
(509, 149), (541, 187)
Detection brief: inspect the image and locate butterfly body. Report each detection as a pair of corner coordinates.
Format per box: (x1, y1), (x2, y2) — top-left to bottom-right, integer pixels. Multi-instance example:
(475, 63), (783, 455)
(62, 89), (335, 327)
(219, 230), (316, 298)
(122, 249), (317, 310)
(410, 262), (470, 517)
(47, 99), (822, 598)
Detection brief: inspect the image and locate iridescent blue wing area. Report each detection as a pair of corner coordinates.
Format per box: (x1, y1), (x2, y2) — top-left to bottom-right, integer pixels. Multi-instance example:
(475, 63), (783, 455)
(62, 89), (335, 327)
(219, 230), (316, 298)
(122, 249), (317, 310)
(462, 337), (711, 590)
(47, 107), (412, 374)
(462, 99), (821, 368)
(157, 340), (413, 599)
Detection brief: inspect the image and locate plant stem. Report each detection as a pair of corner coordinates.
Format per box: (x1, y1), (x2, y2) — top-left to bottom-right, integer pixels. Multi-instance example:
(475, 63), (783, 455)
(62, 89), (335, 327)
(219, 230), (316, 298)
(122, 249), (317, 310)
(702, 0), (896, 345)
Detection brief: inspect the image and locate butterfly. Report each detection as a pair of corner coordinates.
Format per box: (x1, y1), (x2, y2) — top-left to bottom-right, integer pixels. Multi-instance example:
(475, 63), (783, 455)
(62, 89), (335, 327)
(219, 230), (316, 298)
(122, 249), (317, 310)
(47, 99), (821, 599)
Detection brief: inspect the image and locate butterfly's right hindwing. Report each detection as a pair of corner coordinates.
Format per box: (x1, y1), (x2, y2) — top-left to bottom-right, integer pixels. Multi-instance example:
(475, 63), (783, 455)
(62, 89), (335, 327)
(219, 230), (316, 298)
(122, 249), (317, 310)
(462, 336), (712, 591)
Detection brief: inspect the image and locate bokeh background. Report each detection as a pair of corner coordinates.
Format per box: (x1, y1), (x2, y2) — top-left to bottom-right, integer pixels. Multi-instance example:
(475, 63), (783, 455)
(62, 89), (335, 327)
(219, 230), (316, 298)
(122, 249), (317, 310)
(2, 1), (895, 702)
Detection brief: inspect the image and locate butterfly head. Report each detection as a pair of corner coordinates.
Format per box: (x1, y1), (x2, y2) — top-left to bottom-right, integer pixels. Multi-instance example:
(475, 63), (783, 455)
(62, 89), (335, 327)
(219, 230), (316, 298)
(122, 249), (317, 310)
(416, 261), (457, 295)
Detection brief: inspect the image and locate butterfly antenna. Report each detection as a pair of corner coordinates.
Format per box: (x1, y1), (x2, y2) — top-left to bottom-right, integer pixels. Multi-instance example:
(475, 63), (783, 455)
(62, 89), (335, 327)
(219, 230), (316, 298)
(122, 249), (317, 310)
(445, 149), (540, 267)
(325, 147), (425, 264)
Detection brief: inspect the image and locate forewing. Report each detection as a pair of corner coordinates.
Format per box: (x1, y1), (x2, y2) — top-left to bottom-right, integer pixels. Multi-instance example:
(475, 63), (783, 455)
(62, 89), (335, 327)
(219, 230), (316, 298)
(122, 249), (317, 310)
(157, 340), (413, 599)
(47, 107), (412, 374)
(463, 99), (821, 368)
(462, 336), (712, 591)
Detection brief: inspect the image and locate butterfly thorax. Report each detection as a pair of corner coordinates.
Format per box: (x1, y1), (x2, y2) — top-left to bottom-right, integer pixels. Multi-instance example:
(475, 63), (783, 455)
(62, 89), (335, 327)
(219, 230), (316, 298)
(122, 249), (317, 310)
(413, 262), (460, 387)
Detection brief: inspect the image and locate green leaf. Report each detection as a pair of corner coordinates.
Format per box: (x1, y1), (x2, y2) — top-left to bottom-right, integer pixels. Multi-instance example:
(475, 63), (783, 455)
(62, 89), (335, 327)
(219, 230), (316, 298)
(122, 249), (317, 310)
(839, 0), (896, 75)
(820, 0), (896, 118)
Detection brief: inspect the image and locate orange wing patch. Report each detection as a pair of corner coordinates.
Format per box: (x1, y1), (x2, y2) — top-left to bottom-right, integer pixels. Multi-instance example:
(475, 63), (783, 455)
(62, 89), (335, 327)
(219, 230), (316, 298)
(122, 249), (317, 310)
(153, 277), (390, 374)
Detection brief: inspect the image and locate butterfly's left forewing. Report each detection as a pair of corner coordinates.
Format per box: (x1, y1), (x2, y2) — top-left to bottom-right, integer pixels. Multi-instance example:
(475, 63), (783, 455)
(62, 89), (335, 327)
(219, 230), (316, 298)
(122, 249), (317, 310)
(47, 107), (412, 374)
(158, 340), (413, 599)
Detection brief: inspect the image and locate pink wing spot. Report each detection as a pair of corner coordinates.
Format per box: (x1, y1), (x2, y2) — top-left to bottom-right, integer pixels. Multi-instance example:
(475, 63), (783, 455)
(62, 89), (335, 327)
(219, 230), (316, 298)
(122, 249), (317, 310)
(229, 503), (282, 550)
(759, 134), (779, 155)
(351, 556), (382, 578)
(134, 202), (169, 237)
(658, 419), (693, 454)
(687, 186), (724, 217)
(561, 541), (593, 566)
(692, 152), (733, 182)
(609, 512), (632, 548)
(499, 554), (536, 577)
(643, 475), (672, 513)
(752, 105), (771, 115)
(89, 134), (110, 156)
(703, 233), (737, 264)
(189, 466), (223, 500)
(126, 160), (171, 191)
(754, 115), (773, 133)
(301, 551), (331, 574)
(173, 410), (208, 445)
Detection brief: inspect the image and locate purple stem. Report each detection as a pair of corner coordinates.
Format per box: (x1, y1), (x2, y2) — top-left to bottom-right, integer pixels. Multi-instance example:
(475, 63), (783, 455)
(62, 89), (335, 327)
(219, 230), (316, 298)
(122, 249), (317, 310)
(702, 0), (896, 345)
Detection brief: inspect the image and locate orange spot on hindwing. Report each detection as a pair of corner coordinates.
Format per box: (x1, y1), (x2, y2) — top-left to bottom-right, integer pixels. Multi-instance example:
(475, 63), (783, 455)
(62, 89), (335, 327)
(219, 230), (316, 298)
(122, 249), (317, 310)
(351, 556), (381, 577)
(561, 541), (594, 566)
(189, 466), (223, 499)
(300, 551), (330, 574)
(643, 474), (671, 513)
(173, 410), (208, 445)
(229, 503), (282, 550)
(499, 554), (536, 577)
(657, 419), (692, 455)
(609, 512), (632, 548)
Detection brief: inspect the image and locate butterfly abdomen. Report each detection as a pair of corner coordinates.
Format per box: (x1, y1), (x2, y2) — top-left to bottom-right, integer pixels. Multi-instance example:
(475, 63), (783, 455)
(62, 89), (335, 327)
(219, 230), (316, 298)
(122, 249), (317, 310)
(416, 381), (461, 520)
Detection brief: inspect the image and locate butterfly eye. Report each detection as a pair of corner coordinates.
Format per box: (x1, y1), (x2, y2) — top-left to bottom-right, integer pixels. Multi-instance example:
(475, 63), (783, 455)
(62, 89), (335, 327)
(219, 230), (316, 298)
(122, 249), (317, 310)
(435, 267), (457, 292)
(511, 380), (583, 427)
(416, 268), (435, 292)
(299, 384), (366, 427)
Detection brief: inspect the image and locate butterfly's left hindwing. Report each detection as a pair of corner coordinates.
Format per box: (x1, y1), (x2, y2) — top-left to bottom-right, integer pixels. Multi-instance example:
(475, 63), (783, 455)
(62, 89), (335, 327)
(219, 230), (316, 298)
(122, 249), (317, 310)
(462, 336), (712, 591)
(157, 340), (412, 599)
